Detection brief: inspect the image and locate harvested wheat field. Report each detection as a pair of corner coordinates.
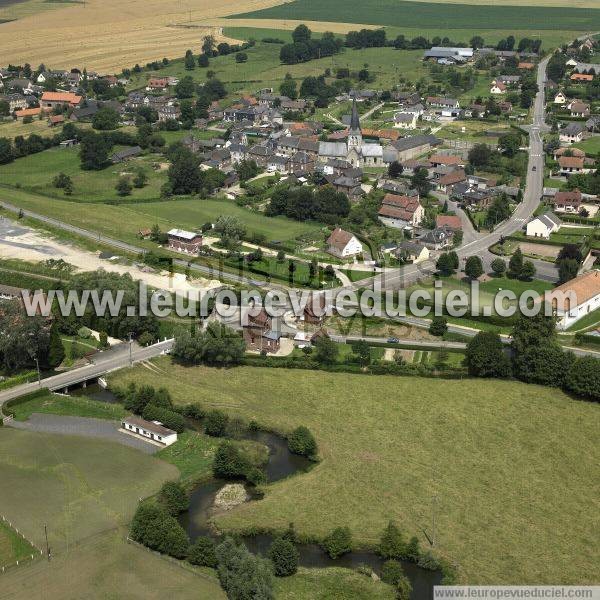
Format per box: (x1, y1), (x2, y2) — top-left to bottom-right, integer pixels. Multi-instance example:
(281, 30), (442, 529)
(0, 0), (281, 72)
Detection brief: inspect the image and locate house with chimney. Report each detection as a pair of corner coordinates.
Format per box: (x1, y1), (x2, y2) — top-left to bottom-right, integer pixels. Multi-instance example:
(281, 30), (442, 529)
(378, 193), (424, 229)
(326, 228), (364, 258)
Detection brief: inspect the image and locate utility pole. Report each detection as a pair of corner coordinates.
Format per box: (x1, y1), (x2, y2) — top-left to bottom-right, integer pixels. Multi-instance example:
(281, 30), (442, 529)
(44, 524), (51, 561)
(128, 333), (133, 366)
(34, 355), (41, 386)
(431, 494), (438, 547)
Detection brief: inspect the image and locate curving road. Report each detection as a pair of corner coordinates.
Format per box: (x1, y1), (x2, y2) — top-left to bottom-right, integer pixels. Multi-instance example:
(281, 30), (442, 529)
(352, 55), (554, 290)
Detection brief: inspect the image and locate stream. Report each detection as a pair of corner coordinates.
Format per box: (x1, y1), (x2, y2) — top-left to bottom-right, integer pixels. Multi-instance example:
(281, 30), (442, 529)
(77, 385), (442, 599)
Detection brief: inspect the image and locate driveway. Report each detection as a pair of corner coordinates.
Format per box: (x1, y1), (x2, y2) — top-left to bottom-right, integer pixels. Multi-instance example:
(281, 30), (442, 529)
(6, 413), (159, 454)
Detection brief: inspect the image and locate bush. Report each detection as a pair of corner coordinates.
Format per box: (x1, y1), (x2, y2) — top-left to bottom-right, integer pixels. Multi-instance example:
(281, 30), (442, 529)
(212, 441), (249, 479)
(142, 403), (185, 433)
(396, 573), (412, 600)
(405, 536), (421, 562)
(379, 521), (407, 560)
(245, 466), (267, 486)
(267, 536), (299, 576)
(137, 331), (154, 347)
(287, 426), (317, 458)
(322, 526), (352, 559)
(204, 409), (229, 437)
(381, 559), (405, 585)
(158, 481), (189, 516)
(130, 503), (189, 559)
(428, 316), (447, 337)
(182, 403), (205, 419)
(188, 536), (217, 567)
(78, 326), (92, 339)
(564, 356), (600, 402)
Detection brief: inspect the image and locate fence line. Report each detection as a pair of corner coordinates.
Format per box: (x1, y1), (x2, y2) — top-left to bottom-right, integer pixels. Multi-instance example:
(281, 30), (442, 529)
(0, 514), (43, 575)
(125, 537), (221, 584)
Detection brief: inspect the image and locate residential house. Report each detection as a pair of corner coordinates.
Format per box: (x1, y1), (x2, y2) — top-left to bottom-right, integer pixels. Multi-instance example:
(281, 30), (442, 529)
(395, 241), (430, 264)
(40, 91), (82, 109)
(558, 155), (586, 176)
(559, 122), (585, 144)
(1, 93), (28, 112)
(437, 169), (467, 194)
(243, 308), (282, 353)
(14, 107), (43, 120)
(393, 112), (418, 129)
(436, 215), (462, 231)
(554, 91), (567, 105)
(570, 73), (594, 82)
(553, 189), (582, 213)
(167, 229), (203, 254)
(378, 193), (424, 228)
(517, 62), (535, 70)
(544, 270), (600, 330)
(568, 101), (591, 118)
(526, 212), (561, 239)
(389, 134), (441, 162)
(146, 77), (169, 91)
(418, 227), (454, 250)
(121, 416), (177, 446)
(426, 97), (460, 109)
(326, 228), (364, 258)
(490, 82), (507, 95)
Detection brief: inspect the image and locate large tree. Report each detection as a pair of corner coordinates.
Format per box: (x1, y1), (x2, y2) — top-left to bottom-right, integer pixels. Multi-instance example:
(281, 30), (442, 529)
(465, 331), (511, 378)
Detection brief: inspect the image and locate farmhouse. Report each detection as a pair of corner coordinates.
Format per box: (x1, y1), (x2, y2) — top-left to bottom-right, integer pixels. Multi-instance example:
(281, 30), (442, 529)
(40, 91), (82, 109)
(490, 82), (507, 95)
(554, 91), (567, 105)
(558, 155), (586, 176)
(526, 212), (561, 239)
(436, 214), (462, 230)
(568, 101), (590, 118)
(395, 241), (430, 264)
(570, 73), (594, 82)
(378, 193), (424, 228)
(326, 228), (364, 258)
(167, 229), (203, 254)
(121, 415), (177, 446)
(544, 270), (600, 330)
(0, 93), (27, 112)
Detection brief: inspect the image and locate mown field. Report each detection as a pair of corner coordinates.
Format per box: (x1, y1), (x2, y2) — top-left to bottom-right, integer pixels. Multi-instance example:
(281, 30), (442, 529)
(0, 427), (226, 598)
(232, 0), (600, 32)
(128, 34), (429, 95)
(110, 358), (600, 585)
(0, 183), (322, 244)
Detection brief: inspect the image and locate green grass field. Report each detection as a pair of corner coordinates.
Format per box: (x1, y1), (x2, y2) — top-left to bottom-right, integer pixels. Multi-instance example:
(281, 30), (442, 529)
(275, 567), (396, 599)
(231, 0), (600, 32)
(110, 358), (600, 585)
(8, 391), (127, 422)
(129, 36), (429, 94)
(0, 148), (165, 202)
(0, 519), (37, 569)
(0, 185), (322, 245)
(0, 427), (226, 598)
(573, 136), (600, 156)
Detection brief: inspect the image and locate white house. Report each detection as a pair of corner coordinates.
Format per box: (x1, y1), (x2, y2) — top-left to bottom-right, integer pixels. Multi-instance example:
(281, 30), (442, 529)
(394, 112), (417, 129)
(554, 91), (567, 105)
(490, 82), (507, 95)
(121, 416), (178, 446)
(526, 212), (561, 239)
(326, 228), (364, 258)
(544, 270), (600, 330)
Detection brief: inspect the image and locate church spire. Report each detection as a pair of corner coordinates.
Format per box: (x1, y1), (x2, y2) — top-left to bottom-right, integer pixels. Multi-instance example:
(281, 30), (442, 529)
(349, 98), (361, 133)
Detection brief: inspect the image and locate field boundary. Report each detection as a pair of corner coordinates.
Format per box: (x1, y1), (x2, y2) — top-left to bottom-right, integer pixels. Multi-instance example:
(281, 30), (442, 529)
(0, 515), (43, 574)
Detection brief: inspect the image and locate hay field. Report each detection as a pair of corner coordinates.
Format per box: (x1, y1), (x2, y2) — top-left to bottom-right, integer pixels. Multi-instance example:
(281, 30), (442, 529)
(0, 0), (280, 71)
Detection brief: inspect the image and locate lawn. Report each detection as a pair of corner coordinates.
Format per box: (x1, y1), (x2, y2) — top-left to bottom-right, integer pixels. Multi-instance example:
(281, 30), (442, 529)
(231, 0), (600, 32)
(0, 186), (322, 246)
(110, 358), (600, 585)
(0, 147), (165, 203)
(275, 567), (395, 600)
(566, 306), (600, 332)
(0, 519), (37, 569)
(573, 135), (600, 156)
(157, 430), (221, 481)
(8, 390), (127, 422)
(129, 38), (428, 94)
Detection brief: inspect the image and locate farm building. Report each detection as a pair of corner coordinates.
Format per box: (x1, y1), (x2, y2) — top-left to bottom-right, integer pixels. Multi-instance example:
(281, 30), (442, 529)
(121, 416), (177, 446)
(167, 229), (203, 254)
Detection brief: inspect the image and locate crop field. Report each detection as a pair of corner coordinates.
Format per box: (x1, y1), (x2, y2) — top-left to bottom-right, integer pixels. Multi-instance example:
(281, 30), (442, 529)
(110, 358), (600, 584)
(0, 0), (281, 71)
(233, 0), (600, 32)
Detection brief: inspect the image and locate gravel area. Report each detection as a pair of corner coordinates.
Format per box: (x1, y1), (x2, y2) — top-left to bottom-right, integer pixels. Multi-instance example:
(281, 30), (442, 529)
(7, 413), (159, 454)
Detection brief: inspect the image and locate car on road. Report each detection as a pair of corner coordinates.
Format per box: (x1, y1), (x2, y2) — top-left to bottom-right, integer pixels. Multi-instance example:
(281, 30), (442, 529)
(387, 337), (400, 344)
(532, 166), (537, 171)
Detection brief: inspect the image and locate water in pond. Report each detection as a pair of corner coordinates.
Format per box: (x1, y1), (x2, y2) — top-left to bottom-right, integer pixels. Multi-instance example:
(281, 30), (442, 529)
(180, 429), (441, 599)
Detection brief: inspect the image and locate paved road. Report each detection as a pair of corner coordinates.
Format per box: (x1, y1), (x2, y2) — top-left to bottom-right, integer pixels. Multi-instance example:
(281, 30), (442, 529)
(351, 55), (554, 290)
(0, 339), (174, 407)
(6, 413), (158, 453)
(0, 198), (264, 288)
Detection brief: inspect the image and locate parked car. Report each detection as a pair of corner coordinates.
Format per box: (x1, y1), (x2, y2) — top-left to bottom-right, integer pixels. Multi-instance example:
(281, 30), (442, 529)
(387, 337), (400, 344)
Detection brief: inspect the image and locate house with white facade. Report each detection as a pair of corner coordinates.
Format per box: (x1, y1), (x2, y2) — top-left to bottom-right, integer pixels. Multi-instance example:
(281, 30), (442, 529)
(526, 212), (561, 239)
(544, 270), (600, 330)
(121, 416), (178, 446)
(326, 228), (364, 258)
